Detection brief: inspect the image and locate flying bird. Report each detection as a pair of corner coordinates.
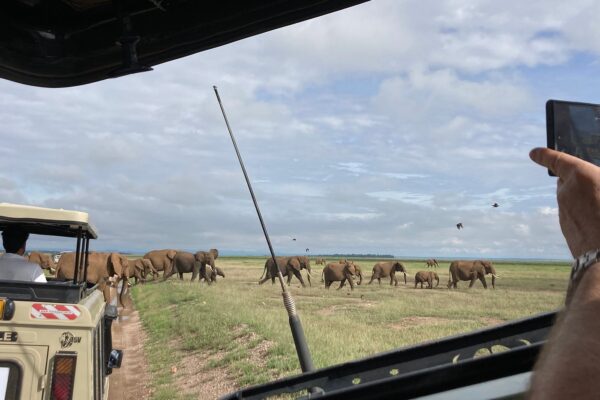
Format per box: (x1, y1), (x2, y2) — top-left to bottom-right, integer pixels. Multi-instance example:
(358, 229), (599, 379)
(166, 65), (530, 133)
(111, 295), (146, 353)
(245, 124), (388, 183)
(456, 223), (463, 230)
(305, 248), (310, 252)
(492, 203), (499, 208)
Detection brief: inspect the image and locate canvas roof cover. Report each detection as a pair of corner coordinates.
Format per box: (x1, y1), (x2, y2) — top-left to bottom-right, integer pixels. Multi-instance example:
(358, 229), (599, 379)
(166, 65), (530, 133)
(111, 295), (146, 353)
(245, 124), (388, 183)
(0, 203), (98, 238)
(0, 0), (368, 87)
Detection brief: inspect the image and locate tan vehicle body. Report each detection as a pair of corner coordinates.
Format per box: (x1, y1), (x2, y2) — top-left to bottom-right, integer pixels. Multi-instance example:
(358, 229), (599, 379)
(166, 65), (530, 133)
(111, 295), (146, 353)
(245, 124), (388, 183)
(0, 203), (117, 400)
(0, 290), (109, 399)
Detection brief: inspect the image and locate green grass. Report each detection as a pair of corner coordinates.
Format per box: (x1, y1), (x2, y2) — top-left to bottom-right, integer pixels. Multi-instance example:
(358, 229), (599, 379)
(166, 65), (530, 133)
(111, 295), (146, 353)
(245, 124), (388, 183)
(131, 258), (569, 399)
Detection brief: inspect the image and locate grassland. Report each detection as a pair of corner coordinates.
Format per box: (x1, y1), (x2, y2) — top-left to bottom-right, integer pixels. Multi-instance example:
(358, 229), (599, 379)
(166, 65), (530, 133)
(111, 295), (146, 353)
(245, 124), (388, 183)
(130, 257), (569, 400)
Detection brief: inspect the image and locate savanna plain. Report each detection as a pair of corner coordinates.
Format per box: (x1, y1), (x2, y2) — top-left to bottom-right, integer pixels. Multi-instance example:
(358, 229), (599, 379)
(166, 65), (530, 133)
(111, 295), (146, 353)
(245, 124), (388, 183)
(130, 257), (569, 400)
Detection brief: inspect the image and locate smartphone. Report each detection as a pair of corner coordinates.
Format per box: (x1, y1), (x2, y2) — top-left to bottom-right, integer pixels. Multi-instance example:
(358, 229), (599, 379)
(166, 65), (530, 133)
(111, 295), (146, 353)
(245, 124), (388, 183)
(546, 99), (600, 176)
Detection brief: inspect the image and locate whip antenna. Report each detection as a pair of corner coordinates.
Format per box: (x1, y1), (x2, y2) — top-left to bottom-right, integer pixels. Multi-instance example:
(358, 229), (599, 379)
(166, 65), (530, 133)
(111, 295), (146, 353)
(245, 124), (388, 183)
(213, 86), (315, 374)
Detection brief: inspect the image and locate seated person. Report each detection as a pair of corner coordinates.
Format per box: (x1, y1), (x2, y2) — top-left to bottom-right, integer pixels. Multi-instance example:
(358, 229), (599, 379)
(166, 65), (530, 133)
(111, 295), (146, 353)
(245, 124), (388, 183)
(0, 227), (46, 282)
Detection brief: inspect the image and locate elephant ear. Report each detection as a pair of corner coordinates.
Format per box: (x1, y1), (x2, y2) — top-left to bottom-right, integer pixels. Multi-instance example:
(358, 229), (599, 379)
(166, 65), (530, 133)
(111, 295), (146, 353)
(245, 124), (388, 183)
(345, 263), (355, 275)
(134, 259), (145, 272)
(109, 253), (126, 276)
(167, 250), (177, 260)
(289, 258), (301, 271)
(209, 248), (219, 259)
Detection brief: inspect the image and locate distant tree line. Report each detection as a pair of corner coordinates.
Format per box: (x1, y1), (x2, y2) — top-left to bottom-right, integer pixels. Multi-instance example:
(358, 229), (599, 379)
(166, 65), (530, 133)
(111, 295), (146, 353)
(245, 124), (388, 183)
(317, 254), (394, 259)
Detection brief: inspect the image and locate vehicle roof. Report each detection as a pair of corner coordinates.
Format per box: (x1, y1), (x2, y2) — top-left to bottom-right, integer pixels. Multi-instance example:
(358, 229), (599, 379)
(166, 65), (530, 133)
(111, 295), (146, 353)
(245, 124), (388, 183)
(0, 203), (98, 239)
(1, 0), (368, 88)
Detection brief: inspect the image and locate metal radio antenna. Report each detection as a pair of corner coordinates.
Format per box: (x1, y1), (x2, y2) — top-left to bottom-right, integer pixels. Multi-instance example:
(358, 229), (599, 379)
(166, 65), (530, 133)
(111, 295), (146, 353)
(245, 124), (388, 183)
(213, 86), (315, 374)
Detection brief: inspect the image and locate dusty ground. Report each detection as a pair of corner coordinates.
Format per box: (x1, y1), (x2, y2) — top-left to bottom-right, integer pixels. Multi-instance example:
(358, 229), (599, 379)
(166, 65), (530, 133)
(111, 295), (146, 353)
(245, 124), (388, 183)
(108, 289), (152, 400)
(107, 286), (242, 400)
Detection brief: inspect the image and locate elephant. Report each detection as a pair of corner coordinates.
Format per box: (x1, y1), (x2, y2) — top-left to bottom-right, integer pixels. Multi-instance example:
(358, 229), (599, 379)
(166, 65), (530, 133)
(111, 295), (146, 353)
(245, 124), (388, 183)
(315, 257), (326, 265)
(126, 258), (156, 284)
(447, 260), (498, 289)
(200, 266), (225, 283)
(27, 251), (56, 274)
(165, 249), (223, 283)
(165, 251), (201, 281)
(143, 249), (177, 279)
(55, 252), (129, 305)
(194, 248), (221, 282)
(368, 261), (408, 286)
(259, 256), (312, 287)
(321, 261), (358, 290)
(414, 271), (439, 289)
(425, 259), (439, 268)
(343, 261), (363, 285)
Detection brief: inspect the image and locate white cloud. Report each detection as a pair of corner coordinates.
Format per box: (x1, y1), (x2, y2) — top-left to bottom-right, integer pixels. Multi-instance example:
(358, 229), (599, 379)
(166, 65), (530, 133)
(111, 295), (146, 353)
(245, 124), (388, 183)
(366, 191), (434, 206)
(334, 162), (369, 175)
(318, 212), (383, 222)
(0, 0), (590, 259)
(539, 207), (559, 216)
(382, 173), (429, 180)
(515, 224), (531, 236)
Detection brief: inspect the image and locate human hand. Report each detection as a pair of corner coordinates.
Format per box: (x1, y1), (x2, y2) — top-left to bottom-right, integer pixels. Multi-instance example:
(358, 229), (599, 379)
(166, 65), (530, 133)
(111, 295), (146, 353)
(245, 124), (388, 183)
(530, 147), (600, 257)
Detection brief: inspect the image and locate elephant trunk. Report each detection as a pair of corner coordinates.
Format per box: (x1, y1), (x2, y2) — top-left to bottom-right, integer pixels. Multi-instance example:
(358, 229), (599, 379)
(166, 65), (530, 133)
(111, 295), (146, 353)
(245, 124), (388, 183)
(357, 271), (363, 285)
(491, 267), (497, 289)
(259, 264), (268, 280)
(118, 276), (128, 308)
(305, 263), (312, 286)
(435, 275), (439, 287)
(403, 272), (407, 285)
(210, 260), (217, 281)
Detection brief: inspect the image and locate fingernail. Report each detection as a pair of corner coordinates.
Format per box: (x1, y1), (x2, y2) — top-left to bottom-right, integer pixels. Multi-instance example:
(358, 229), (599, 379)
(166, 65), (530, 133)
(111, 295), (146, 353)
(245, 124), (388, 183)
(529, 148), (541, 161)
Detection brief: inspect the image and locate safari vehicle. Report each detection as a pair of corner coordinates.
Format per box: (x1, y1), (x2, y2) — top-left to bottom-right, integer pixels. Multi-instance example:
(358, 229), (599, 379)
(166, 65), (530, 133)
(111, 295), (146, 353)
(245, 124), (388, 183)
(0, 1), (560, 399)
(0, 203), (122, 400)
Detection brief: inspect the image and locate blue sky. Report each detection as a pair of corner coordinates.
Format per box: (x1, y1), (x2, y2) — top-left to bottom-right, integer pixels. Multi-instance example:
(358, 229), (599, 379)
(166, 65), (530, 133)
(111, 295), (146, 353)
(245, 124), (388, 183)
(2, 0), (599, 259)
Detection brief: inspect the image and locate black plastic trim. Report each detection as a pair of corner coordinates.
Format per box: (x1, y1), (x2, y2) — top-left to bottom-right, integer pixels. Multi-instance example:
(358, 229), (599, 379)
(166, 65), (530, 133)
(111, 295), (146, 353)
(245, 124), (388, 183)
(221, 311), (557, 399)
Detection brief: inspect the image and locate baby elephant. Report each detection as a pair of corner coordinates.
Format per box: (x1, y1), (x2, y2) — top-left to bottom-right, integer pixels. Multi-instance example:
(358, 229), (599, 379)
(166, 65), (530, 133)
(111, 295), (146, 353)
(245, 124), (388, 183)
(322, 261), (358, 291)
(414, 271), (439, 289)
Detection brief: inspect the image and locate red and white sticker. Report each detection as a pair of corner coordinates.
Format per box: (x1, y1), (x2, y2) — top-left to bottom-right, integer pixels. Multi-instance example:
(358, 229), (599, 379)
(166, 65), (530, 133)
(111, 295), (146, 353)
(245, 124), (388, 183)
(30, 304), (81, 321)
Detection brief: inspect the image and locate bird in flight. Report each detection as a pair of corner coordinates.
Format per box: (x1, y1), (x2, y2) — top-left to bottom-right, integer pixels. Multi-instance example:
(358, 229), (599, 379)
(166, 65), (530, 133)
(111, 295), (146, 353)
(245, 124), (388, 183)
(492, 203), (499, 208)
(456, 223), (464, 230)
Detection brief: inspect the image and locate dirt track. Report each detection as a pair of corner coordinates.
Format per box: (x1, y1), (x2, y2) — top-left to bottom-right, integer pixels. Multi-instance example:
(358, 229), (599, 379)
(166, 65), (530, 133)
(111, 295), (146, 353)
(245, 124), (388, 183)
(108, 290), (152, 400)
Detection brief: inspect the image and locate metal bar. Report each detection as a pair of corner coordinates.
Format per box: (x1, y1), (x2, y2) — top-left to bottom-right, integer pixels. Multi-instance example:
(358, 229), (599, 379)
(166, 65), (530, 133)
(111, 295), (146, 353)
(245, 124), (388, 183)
(73, 227), (82, 284)
(83, 237), (90, 283)
(213, 86), (315, 374)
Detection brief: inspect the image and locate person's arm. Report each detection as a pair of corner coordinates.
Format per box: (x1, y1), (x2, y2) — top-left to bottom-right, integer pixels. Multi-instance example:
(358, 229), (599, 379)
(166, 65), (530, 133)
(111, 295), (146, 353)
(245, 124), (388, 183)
(529, 147), (600, 399)
(32, 266), (47, 283)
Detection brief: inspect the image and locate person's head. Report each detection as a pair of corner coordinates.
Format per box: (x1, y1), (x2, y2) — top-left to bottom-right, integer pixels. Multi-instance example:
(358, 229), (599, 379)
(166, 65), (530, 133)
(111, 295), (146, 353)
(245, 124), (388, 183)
(2, 226), (29, 254)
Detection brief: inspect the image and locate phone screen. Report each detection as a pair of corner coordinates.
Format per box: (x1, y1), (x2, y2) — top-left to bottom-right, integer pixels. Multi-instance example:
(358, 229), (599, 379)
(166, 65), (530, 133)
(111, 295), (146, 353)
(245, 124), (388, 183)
(547, 100), (600, 171)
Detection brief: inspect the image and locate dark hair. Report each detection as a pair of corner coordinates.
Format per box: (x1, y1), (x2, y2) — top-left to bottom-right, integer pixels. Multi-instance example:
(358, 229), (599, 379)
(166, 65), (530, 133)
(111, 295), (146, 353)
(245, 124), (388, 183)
(2, 226), (29, 253)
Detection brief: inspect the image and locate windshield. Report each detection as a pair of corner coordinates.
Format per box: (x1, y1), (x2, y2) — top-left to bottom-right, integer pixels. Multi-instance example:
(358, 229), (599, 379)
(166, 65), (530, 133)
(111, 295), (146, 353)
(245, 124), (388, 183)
(0, 1), (585, 398)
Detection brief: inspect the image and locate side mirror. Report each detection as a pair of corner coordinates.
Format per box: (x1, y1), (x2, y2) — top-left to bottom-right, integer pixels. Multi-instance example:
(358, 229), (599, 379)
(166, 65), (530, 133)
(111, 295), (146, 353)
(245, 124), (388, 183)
(108, 349), (123, 369)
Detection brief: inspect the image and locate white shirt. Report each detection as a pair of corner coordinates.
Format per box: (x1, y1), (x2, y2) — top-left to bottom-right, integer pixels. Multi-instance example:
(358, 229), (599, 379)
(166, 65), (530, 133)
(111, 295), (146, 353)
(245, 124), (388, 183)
(0, 253), (47, 283)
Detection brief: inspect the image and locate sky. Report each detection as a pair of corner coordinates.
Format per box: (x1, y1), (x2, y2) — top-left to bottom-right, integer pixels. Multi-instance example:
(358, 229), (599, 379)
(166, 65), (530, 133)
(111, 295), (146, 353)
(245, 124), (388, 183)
(2, 0), (600, 259)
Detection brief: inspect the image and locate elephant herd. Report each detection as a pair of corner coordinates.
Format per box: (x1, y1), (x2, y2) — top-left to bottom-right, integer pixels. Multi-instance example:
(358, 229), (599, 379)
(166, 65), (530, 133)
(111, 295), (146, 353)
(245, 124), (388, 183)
(257, 257), (499, 291)
(25, 248), (223, 306)
(26, 251), (499, 305)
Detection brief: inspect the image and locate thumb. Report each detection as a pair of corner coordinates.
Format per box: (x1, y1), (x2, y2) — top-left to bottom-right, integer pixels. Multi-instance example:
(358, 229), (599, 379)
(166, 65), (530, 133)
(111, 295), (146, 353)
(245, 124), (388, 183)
(529, 147), (581, 177)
